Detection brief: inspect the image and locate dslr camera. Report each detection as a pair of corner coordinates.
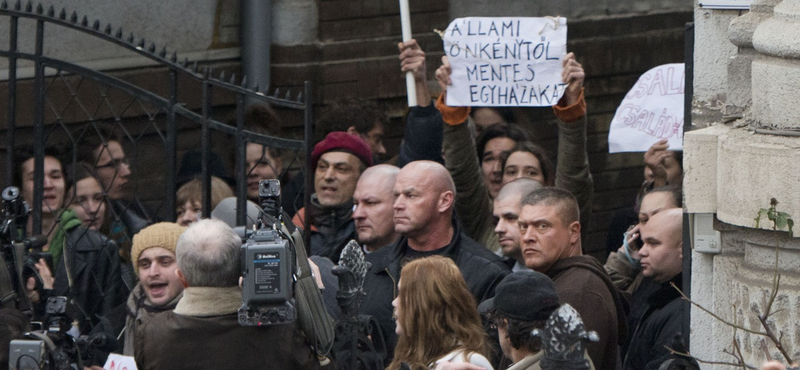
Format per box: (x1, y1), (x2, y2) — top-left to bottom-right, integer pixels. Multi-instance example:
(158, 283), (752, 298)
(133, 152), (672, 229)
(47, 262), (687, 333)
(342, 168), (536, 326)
(238, 180), (297, 326)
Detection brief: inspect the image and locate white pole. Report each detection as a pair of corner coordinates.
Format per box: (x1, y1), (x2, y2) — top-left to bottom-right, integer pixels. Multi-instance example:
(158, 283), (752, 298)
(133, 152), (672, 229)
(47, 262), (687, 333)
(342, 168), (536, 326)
(399, 0), (417, 107)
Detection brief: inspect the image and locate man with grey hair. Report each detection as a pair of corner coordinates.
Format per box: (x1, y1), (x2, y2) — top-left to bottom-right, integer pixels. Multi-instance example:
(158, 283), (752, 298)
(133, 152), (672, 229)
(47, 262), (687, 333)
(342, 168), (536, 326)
(134, 219), (320, 370)
(517, 187), (627, 370)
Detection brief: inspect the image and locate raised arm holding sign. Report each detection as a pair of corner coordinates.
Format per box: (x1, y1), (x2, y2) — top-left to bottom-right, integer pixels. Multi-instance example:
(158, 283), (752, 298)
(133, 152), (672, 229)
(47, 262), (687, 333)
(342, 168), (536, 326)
(442, 17), (569, 107)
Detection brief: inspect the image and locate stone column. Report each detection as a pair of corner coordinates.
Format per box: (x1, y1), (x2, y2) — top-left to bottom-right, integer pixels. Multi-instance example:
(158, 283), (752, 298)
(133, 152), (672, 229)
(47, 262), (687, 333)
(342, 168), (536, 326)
(725, 0), (780, 115)
(751, 0), (800, 128)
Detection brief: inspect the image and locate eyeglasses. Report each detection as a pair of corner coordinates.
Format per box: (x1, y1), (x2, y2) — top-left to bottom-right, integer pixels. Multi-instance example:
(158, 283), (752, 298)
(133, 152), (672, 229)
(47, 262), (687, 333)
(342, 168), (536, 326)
(95, 158), (129, 170)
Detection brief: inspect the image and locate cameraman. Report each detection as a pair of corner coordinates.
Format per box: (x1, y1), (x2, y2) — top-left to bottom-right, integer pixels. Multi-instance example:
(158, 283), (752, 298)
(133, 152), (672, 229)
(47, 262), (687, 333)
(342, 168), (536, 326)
(134, 219), (322, 369)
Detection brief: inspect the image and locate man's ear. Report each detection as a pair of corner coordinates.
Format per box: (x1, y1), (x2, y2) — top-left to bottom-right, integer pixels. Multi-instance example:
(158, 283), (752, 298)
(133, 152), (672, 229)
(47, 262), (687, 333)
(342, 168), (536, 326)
(346, 126), (359, 136)
(176, 268), (189, 288)
(438, 191), (455, 213)
(569, 220), (581, 243)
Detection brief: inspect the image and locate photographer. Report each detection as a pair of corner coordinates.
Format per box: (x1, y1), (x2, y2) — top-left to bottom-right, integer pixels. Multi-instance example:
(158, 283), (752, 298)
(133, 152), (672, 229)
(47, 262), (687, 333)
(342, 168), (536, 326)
(11, 147), (63, 316)
(134, 219), (322, 369)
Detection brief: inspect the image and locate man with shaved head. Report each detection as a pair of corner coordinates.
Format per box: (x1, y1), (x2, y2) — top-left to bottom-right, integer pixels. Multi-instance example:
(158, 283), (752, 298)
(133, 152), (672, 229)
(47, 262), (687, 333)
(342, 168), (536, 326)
(622, 208), (686, 370)
(361, 160), (510, 361)
(493, 178), (543, 272)
(352, 164), (400, 252)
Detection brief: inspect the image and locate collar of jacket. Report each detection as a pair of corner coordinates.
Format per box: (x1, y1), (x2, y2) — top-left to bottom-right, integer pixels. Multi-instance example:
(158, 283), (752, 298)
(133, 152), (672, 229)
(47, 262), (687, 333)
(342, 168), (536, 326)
(306, 194), (354, 232)
(647, 273), (683, 308)
(371, 217), (464, 274)
(174, 286), (242, 317)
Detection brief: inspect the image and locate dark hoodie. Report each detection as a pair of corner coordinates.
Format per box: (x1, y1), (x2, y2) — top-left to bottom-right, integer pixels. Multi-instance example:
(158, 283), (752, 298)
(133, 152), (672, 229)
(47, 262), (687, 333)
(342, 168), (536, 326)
(546, 255), (629, 370)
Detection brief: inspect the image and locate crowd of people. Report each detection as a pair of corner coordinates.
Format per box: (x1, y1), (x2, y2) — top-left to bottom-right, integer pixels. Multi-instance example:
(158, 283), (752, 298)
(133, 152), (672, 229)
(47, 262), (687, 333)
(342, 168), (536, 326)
(1, 39), (691, 370)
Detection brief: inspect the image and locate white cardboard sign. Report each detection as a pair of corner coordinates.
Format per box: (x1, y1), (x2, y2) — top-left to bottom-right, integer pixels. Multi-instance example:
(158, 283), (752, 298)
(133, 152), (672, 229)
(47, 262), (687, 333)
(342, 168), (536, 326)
(104, 353), (138, 370)
(442, 17), (568, 107)
(608, 63), (685, 153)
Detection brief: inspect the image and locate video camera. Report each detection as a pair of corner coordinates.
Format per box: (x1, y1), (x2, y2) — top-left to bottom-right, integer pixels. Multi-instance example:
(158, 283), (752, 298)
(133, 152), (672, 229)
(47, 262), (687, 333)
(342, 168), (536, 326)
(237, 180), (297, 326)
(1, 186), (50, 311)
(8, 296), (117, 370)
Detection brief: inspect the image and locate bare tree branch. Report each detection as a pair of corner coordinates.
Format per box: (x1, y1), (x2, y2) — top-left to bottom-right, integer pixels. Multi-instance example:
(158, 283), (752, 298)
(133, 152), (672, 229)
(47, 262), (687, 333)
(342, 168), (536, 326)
(671, 283), (770, 337)
(667, 347), (758, 370)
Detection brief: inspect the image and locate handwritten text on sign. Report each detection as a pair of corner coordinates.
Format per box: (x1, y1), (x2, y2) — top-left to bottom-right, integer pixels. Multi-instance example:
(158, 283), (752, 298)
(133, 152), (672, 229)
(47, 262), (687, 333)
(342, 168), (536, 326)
(104, 353), (138, 370)
(443, 17), (568, 107)
(608, 63), (685, 153)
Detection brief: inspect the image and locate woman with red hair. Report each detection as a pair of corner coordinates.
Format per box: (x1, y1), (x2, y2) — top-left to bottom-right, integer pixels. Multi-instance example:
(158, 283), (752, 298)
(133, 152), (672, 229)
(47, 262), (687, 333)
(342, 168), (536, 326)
(389, 256), (493, 370)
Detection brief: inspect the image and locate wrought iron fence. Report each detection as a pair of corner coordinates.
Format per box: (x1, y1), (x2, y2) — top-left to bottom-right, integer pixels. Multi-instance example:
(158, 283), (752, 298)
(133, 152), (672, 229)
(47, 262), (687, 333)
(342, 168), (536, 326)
(0, 1), (313, 246)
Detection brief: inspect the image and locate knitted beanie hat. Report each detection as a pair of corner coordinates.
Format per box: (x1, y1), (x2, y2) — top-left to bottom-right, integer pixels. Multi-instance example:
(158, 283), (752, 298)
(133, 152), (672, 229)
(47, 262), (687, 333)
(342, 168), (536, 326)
(310, 131), (373, 170)
(131, 222), (187, 274)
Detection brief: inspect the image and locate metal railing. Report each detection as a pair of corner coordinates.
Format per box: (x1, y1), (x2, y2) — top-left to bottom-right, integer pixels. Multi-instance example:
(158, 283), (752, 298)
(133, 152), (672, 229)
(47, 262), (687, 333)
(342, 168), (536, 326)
(1, 1), (313, 242)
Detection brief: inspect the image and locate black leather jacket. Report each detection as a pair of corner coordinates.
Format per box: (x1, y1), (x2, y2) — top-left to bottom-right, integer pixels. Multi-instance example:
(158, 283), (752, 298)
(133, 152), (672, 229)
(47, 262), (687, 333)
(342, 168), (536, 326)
(53, 226), (126, 334)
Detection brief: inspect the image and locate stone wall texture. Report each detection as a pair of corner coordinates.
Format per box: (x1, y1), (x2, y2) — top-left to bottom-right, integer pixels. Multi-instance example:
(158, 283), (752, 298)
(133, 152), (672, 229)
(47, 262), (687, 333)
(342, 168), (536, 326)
(687, 0), (800, 367)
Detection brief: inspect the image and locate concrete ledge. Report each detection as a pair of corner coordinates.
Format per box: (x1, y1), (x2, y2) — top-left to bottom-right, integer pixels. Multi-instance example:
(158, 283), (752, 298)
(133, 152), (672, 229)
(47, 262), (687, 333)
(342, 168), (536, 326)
(717, 128), (800, 234)
(683, 124), (728, 213)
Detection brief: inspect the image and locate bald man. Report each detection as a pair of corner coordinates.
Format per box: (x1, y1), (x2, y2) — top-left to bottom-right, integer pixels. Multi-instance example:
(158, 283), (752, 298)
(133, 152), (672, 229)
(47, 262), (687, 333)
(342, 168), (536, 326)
(622, 208), (685, 370)
(352, 164), (400, 252)
(361, 160), (510, 361)
(493, 178), (544, 272)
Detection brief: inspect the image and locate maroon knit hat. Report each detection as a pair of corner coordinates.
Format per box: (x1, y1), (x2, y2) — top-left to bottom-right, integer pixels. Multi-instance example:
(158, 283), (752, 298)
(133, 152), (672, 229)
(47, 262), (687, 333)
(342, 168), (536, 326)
(311, 131), (373, 169)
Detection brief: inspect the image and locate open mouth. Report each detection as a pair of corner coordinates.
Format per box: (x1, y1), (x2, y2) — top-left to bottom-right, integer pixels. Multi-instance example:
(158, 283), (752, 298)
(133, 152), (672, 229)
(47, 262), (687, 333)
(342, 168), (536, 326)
(148, 282), (168, 296)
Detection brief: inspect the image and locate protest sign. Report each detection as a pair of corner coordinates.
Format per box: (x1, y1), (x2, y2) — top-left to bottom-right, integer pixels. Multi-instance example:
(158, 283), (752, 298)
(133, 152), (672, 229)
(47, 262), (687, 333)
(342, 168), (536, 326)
(104, 353), (138, 370)
(442, 17), (568, 107)
(608, 63), (685, 153)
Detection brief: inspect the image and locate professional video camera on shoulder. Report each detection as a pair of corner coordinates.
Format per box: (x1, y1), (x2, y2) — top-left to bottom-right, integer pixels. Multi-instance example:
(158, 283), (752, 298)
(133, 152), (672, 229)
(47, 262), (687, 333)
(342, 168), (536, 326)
(238, 179), (297, 326)
(1, 186), (50, 312)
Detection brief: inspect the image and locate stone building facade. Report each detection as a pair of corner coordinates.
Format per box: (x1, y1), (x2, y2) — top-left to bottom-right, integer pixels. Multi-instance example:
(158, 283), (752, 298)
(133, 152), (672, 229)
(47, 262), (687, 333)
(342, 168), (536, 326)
(686, 0), (800, 366)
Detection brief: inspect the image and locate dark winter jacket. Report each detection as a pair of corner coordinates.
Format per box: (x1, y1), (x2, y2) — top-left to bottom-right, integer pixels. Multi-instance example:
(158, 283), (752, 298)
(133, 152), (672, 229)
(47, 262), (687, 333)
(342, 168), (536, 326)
(546, 255), (629, 370)
(623, 273), (685, 370)
(292, 195), (357, 264)
(53, 224), (125, 334)
(360, 219), (511, 361)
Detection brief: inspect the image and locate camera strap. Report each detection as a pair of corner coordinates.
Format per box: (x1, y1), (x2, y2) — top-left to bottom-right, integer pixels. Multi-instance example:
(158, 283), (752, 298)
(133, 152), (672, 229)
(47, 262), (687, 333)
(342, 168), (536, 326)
(292, 228), (335, 357)
(9, 242), (33, 314)
(0, 252), (17, 308)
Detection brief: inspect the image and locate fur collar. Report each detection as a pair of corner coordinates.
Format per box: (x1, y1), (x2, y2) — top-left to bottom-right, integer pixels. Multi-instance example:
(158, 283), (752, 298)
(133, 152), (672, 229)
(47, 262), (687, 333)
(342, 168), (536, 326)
(174, 286), (242, 317)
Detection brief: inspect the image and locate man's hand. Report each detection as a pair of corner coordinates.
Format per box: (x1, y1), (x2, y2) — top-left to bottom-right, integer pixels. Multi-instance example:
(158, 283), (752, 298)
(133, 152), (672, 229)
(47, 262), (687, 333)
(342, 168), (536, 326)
(35, 258), (54, 289)
(644, 139), (671, 187)
(761, 361), (798, 370)
(435, 56), (452, 98)
(618, 224), (641, 261)
(433, 361), (487, 370)
(399, 39), (431, 106)
(399, 39), (426, 82)
(307, 258), (324, 290)
(559, 52), (584, 107)
(25, 258), (54, 303)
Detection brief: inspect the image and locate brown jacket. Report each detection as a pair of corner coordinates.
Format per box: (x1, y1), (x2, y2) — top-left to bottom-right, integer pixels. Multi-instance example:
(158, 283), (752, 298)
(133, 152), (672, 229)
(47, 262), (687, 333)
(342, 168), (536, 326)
(134, 286), (320, 370)
(546, 256), (628, 370)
